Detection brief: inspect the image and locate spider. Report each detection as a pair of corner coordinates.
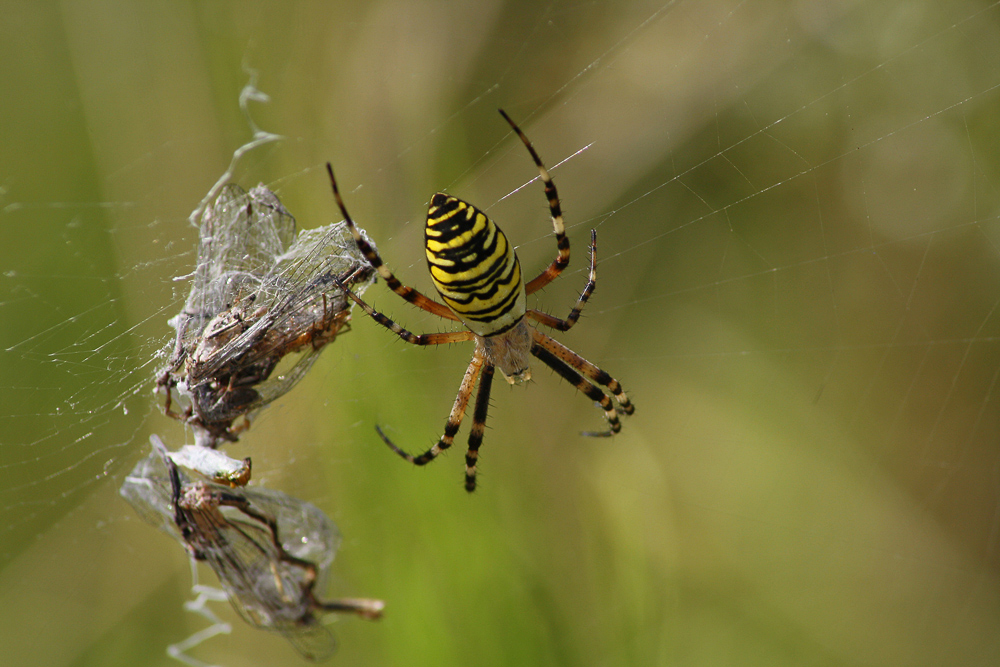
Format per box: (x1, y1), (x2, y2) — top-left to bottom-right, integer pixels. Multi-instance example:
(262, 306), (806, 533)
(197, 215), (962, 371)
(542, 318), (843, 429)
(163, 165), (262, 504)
(327, 109), (634, 492)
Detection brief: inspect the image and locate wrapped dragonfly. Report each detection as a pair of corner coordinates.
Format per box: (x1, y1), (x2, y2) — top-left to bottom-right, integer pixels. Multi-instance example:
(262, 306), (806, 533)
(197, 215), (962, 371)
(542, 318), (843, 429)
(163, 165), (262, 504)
(157, 184), (375, 447)
(122, 436), (384, 661)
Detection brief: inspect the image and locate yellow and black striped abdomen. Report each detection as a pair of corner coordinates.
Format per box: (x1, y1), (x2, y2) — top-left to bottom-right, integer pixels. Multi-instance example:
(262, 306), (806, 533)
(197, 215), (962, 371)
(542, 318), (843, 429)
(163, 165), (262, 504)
(425, 193), (526, 337)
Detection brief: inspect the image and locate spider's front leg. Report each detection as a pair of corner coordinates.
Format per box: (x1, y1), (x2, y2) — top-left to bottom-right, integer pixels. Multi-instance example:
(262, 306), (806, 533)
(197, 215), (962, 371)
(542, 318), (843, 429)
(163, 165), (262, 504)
(530, 329), (634, 436)
(377, 348), (486, 480)
(462, 361), (495, 492)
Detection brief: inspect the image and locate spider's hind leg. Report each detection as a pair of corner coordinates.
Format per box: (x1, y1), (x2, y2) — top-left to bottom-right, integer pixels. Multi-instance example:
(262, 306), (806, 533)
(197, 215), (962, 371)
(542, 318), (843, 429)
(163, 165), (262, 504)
(325, 163), (459, 321)
(527, 229), (599, 333)
(498, 109), (570, 296)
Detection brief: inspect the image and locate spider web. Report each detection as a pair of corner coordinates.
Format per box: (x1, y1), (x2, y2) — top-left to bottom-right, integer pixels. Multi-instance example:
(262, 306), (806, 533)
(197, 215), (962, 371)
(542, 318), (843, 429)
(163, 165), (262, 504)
(2, 1), (999, 665)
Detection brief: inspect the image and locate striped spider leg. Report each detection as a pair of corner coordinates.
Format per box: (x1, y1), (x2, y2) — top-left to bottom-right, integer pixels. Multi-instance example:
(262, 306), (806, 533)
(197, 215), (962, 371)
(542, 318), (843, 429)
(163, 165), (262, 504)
(327, 109), (633, 492)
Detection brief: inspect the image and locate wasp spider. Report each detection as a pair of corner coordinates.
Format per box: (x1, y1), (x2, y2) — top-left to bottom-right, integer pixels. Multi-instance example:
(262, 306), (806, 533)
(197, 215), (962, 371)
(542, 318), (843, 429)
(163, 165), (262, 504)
(327, 110), (634, 492)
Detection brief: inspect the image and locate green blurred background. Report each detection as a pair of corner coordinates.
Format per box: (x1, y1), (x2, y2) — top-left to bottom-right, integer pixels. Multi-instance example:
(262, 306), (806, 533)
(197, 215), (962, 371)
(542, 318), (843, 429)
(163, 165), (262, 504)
(2, 1), (999, 665)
